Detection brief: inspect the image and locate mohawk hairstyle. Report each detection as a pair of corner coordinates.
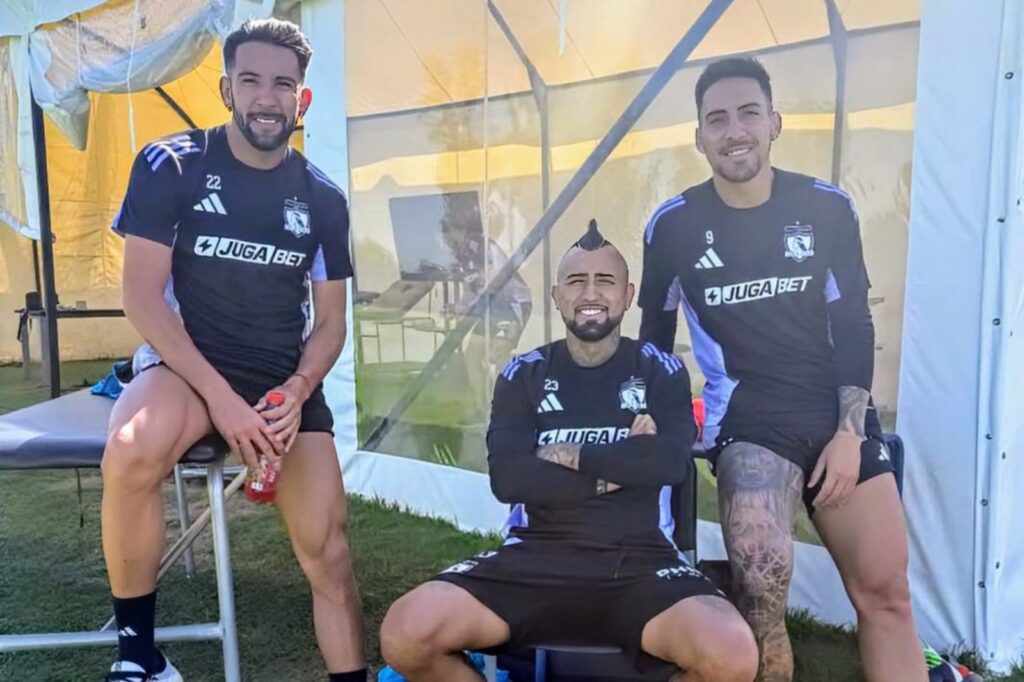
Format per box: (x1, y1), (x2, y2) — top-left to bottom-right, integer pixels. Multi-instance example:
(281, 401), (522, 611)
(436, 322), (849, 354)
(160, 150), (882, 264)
(573, 219), (612, 251)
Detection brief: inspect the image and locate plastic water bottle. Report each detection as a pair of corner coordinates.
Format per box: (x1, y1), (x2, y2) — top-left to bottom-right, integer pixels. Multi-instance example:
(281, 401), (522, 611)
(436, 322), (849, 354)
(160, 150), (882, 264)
(244, 390), (285, 504)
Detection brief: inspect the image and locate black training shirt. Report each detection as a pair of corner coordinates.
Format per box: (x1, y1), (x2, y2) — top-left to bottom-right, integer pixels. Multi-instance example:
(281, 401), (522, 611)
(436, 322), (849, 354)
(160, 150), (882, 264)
(113, 127), (352, 386)
(489, 338), (695, 551)
(638, 169), (873, 445)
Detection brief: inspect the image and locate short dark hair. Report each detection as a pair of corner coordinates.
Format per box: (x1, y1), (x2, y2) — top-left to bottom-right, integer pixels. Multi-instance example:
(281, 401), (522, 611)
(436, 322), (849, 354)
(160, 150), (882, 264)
(223, 18), (312, 78)
(695, 56), (772, 115)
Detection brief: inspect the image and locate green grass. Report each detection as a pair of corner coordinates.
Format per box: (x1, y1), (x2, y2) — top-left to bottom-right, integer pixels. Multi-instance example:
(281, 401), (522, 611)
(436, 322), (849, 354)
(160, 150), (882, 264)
(0, 359), (120, 414)
(0, 469), (864, 682)
(2, 361), (1023, 681)
(0, 469), (498, 681)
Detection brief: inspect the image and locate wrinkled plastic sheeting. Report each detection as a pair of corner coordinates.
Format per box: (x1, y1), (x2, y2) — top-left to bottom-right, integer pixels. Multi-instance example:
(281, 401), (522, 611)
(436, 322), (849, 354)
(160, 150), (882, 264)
(0, 1), (108, 37)
(0, 37), (30, 237)
(28, 0), (233, 149)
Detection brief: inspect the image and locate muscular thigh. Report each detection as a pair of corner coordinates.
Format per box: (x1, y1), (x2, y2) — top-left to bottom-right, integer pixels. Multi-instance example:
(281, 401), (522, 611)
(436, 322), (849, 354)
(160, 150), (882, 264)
(275, 432), (348, 558)
(717, 442), (803, 537)
(641, 594), (747, 667)
(107, 365), (213, 465)
(812, 473), (909, 592)
(389, 581), (510, 652)
(716, 442), (803, 596)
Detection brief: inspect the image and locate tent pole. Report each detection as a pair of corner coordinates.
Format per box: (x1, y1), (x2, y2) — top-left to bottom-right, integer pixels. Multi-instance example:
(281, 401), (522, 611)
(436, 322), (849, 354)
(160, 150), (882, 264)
(155, 86), (198, 129)
(31, 240), (42, 297)
(539, 94), (552, 344)
(30, 96), (61, 399)
(488, 1), (553, 344)
(825, 0), (849, 185)
(365, 0), (735, 450)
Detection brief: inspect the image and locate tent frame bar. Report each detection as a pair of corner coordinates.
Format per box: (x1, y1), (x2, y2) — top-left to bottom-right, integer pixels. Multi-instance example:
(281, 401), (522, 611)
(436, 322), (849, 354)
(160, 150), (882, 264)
(825, 0), (849, 185)
(488, 1), (554, 344)
(364, 0), (736, 450)
(30, 96), (60, 399)
(155, 86), (198, 129)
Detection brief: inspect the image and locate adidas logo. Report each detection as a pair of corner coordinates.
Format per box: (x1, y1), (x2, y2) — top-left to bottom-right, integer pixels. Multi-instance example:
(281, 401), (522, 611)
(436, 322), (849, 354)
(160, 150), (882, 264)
(537, 393), (564, 413)
(694, 247), (724, 270)
(117, 626), (137, 637)
(193, 192), (228, 215)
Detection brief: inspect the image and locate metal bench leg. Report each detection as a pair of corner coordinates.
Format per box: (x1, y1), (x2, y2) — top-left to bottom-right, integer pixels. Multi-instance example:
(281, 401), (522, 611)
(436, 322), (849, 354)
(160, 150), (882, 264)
(20, 318), (31, 379)
(207, 460), (241, 682)
(173, 465), (196, 577)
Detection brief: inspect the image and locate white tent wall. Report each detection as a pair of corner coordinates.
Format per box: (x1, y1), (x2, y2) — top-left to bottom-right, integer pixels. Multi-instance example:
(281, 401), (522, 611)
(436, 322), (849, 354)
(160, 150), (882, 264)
(979, 4), (1024, 668)
(899, 0), (1023, 670)
(300, 0), (359, 464)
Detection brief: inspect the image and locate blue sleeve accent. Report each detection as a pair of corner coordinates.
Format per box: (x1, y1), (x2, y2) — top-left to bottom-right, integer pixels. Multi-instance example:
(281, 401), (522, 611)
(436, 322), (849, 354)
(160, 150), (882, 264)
(824, 267), (841, 303)
(813, 179), (859, 221)
(499, 349), (545, 381)
(644, 195), (686, 245)
(678, 291), (738, 448)
(639, 198), (686, 352)
(113, 132), (201, 247)
(309, 167), (354, 281)
(640, 342), (684, 375)
(310, 246), (327, 282)
(823, 189), (874, 390)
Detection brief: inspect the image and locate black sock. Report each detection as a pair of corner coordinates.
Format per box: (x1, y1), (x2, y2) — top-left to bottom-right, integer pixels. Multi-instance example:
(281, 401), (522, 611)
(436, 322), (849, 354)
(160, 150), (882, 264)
(328, 670), (368, 682)
(113, 591), (160, 671)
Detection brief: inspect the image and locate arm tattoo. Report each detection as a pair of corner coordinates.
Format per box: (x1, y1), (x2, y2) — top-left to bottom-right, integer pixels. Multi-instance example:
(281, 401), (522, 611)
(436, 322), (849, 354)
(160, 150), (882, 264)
(837, 385), (869, 438)
(535, 443), (581, 470)
(717, 442), (803, 682)
(536, 444), (620, 494)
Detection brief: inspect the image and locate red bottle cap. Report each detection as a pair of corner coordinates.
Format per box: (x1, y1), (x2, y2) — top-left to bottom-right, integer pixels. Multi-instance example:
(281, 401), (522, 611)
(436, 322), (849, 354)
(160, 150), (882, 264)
(266, 390), (286, 406)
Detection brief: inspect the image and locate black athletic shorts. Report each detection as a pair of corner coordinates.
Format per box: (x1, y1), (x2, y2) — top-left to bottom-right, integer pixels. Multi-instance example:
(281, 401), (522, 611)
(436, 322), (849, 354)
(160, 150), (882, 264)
(709, 418), (894, 515)
(432, 539), (725, 671)
(229, 375), (334, 435)
(134, 362), (334, 434)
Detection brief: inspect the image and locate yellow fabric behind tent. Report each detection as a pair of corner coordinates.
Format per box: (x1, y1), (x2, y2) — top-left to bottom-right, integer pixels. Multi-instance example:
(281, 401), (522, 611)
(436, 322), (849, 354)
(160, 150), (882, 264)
(0, 42), (307, 362)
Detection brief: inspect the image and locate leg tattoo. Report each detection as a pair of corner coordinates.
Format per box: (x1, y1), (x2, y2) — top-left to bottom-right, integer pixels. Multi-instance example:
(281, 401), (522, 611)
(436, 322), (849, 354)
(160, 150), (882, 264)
(717, 443), (803, 682)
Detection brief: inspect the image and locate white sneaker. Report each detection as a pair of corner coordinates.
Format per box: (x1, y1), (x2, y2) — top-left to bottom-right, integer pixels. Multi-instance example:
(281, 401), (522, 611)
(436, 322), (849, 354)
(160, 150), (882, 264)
(106, 654), (183, 681)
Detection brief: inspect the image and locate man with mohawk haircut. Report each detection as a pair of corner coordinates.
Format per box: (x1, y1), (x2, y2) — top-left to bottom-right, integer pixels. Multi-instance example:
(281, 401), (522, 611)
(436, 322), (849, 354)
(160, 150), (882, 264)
(379, 221), (758, 682)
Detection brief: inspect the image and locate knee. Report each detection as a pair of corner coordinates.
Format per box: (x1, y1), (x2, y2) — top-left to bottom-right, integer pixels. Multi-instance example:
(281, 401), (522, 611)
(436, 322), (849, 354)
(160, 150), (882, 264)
(297, 523), (356, 594)
(101, 424), (172, 489)
(688, 620), (759, 682)
(731, 557), (792, 619)
(848, 567), (913, 619)
(379, 597), (447, 672)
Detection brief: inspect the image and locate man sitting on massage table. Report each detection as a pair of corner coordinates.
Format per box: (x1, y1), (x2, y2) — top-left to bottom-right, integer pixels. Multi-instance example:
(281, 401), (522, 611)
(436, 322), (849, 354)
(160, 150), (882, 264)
(103, 18), (365, 682)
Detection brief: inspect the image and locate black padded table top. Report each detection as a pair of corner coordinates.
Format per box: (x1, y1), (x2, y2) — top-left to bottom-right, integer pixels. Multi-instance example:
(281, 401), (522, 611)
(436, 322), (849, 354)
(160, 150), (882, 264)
(0, 390), (227, 470)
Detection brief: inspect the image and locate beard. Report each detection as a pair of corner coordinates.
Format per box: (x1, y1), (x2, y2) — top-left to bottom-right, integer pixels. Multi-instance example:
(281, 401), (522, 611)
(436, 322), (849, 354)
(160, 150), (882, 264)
(714, 151), (764, 183)
(565, 312), (622, 342)
(232, 106), (295, 152)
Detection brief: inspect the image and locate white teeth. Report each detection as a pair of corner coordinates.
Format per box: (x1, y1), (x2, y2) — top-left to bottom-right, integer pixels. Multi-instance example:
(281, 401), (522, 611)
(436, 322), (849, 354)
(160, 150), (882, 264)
(579, 308), (604, 316)
(726, 147), (751, 156)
